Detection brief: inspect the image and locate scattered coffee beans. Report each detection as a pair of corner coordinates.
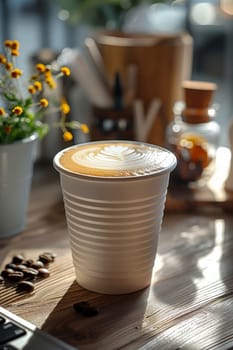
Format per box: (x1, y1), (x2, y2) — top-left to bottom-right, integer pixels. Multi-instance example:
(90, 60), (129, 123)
(0, 251), (56, 294)
(24, 259), (34, 267)
(5, 263), (17, 270)
(73, 301), (99, 317)
(31, 261), (44, 270)
(17, 281), (35, 293)
(38, 252), (55, 265)
(12, 255), (24, 265)
(14, 264), (27, 272)
(23, 267), (38, 280)
(8, 271), (24, 282)
(38, 268), (50, 278)
(1, 268), (15, 278)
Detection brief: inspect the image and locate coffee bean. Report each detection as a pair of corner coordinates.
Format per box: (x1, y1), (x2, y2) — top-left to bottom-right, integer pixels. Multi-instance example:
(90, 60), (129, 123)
(14, 264), (27, 272)
(17, 281), (35, 293)
(23, 267), (38, 280)
(1, 268), (14, 278)
(8, 271), (24, 282)
(31, 261), (44, 270)
(43, 252), (56, 260)
(38, 254), (53, 264)
(24, 259), (34, 267)
(38, 268), (50, 278)
(73, 301), (99, 317)
(12, 255), (24, 264)
(5, 263), (17, 270)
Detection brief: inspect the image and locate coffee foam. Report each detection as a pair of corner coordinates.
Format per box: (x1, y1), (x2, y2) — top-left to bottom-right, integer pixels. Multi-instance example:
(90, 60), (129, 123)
(59, 141), (176, 178)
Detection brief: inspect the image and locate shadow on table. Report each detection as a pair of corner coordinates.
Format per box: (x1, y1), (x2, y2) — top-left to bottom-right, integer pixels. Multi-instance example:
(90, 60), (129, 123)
(41, 280), (150, 349)
(152, 214), (216, 307)
(147, 214), (233, 349)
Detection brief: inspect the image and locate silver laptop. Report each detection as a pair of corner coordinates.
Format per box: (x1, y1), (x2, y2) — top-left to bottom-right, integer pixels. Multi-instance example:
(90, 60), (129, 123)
(0, 306), (77, 350)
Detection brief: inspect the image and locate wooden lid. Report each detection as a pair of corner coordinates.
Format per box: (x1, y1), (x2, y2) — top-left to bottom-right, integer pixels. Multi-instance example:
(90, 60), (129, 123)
(182, 80), (217, 123)
(182, 80), (217, 108)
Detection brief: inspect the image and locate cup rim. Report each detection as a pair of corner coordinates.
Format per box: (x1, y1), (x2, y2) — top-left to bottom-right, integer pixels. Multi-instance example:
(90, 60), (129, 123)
(53, 140), (177, 181)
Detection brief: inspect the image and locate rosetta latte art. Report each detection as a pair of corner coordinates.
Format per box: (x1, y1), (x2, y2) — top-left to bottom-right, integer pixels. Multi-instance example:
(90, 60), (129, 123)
(59, 141), (176, 177)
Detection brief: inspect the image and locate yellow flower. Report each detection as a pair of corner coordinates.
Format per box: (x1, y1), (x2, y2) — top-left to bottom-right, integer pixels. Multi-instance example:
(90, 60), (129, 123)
(5, 62), (13, 71)
(36, 63), (46, 73)
(80, 124), (89, 134)
(61, 67), (71, 76)
(45, 69), (52, 77)
(28, 85), (36, 94)
(0, 107), (6, 116)
(11, 49), (20, 56)
(63, 131), (73, 142)
(11, 68), (23, 78)
(0, 54), (6, 64)
(34, 81), (42, 91)
(11, 40), (20, 50)
(45, 71), (56, 88)
(4, 40), (12, 48)
(60, 102), (70, 115)
(39, 98), (49, 108)
(12, 106), (23, 115)
(47, 79), (57, 89)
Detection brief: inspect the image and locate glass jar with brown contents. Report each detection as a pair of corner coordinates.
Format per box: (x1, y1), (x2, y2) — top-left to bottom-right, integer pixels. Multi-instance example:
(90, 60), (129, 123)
(166, 81), (220, 183)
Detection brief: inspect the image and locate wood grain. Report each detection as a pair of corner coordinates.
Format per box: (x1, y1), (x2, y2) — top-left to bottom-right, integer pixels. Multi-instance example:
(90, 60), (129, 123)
(1, 163), (233, 349)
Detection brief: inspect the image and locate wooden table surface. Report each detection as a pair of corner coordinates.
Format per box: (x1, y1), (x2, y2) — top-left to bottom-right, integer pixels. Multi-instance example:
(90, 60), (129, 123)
(1, 163), (233, 350)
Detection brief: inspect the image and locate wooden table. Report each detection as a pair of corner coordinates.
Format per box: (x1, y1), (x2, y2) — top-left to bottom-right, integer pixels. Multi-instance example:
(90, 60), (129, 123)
(1, 162), (233, 350)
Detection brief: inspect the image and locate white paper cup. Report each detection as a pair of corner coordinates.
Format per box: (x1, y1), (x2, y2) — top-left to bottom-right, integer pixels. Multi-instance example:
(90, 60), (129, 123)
(54, 140), (176, 294)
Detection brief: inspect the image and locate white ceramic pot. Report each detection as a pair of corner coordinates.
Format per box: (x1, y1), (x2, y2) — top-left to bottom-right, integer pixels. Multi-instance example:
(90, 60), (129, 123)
(0, 134), (38, 238)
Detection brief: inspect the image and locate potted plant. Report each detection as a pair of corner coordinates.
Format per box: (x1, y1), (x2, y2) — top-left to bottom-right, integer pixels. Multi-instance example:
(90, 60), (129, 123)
(0, 39), (89, 238)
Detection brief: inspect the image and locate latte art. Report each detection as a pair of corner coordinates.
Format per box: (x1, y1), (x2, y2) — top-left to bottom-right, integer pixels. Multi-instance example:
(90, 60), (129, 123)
(58, 141), (176, 178)
(73, 145), (155, 170)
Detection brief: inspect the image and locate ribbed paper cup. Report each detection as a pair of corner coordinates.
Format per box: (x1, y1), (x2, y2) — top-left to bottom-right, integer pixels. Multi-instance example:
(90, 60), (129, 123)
(54, 141), (176, 294)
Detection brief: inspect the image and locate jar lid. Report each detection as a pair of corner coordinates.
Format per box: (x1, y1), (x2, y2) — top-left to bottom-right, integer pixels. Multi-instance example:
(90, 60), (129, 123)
(182, 80), (217, 108)
(181, 80), (217, 123)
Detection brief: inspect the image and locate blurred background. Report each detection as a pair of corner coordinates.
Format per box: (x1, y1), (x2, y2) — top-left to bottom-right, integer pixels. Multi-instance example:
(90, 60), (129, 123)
(0, 0), (232, 148)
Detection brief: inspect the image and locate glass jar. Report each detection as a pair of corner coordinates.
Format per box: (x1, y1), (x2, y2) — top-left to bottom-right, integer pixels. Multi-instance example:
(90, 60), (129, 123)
(166, 99), (220, 183)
